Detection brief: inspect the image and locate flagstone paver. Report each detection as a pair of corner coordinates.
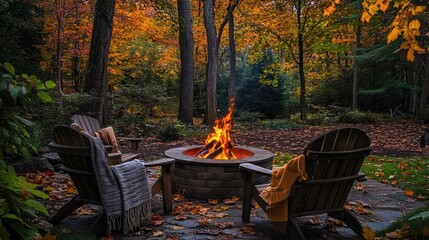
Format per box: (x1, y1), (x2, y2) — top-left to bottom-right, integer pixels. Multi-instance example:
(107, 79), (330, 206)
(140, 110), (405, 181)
(54, 179), (425, 239)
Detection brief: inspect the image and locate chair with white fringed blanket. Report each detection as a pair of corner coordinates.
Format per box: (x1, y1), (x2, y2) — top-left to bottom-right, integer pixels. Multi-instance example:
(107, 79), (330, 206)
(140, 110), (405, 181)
(48, 125), (174, 236)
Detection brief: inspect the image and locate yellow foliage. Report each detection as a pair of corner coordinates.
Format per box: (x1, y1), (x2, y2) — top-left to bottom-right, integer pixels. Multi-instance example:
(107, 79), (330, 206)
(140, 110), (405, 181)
(360, 0), (427, 61)
(362, 226), (376, 240)
(387, 27), (401, 44)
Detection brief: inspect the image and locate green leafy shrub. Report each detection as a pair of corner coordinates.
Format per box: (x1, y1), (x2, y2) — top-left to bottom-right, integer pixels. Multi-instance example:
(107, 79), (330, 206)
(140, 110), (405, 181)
(338, 110), (378, 123)
(156, 120), (186, 142)
(261, 119), (297, 130)
(29, 92), (98, 141)
(0, 62), (53, 239)
(236, 110), (265, 122)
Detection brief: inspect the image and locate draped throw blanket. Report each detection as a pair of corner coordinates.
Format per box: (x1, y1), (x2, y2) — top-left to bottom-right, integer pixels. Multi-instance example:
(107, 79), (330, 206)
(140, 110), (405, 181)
(259, 154), (307, 222)
(90, 136), (151, 234)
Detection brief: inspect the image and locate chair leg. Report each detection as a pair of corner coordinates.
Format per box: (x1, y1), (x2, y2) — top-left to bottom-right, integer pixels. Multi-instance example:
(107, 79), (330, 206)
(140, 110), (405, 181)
(241, 171), (254, 223)
(87, 210), (107, 237)
(287, 218), (305, 240)
(49, 195), (85, 224)
(161, 164), (173, 214)
(328, 209), (363, 237)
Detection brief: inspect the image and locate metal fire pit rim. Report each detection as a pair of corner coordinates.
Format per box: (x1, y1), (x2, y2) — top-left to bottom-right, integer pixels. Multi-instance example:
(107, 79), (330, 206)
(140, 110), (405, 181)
(164, 145), (273, 166)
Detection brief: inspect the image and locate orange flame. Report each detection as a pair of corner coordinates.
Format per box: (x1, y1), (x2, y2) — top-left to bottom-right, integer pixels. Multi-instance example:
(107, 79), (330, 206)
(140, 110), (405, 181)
(198, 99), (236, 160)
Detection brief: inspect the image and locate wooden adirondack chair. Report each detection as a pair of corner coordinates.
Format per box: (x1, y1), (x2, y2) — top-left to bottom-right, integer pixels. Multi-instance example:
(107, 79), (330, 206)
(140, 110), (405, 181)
(48, 125), (174, 236)
(71, 114), (142, 164)
(240, 127), (372, 239)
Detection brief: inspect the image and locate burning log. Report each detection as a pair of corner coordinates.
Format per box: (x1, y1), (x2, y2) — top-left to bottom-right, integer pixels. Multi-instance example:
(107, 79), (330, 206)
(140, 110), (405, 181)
(196, 98), (237, 160)
(196, 140), (217, 157)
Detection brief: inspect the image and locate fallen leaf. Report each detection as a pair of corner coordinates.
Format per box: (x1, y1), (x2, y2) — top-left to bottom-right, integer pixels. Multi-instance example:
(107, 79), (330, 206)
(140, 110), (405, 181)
(198, 216), (212, 226)
(363, 226), (376, 240)
(175, 214), (188, 221)
(208, 198), (219, 205)
(150, 213), (165, 226)
(152, 229), (164, 237)
(223, 196), (239, 205)
(215, 213), (228, 218)
(172, 205), (184, 215)
(173, 190), (185, 202)
(215, 221), (235, 229)
(403, 190), (414, 197)
(169, 225), (185, 230)
(240, 224), (256, 235)
(213, 205), (229, 212)
(305, 216), (321, 225)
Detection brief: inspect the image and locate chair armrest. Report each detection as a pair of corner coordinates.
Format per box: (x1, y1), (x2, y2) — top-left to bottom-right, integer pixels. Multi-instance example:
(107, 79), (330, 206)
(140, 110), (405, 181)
(239, 163), (272, 177)
(357, 172), (367, 182)
(144, 158), (175, 167)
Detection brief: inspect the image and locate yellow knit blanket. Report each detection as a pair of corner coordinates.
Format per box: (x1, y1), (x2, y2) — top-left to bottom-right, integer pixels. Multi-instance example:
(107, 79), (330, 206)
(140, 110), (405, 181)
(259, 154), (307, 222)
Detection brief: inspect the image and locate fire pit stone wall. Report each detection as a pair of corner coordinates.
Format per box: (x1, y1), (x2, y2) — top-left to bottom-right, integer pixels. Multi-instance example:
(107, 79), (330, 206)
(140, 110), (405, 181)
(165, 145), (273, 200)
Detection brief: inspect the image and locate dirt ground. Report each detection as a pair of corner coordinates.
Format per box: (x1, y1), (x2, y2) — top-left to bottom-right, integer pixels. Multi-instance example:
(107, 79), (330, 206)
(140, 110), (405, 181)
(133, 120), (429, 161)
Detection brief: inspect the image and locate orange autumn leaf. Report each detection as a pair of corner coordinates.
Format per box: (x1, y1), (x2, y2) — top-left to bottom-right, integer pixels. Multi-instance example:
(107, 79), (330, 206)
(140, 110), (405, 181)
(362, 226), (376, 240)
(150, 213), (165, 226)
(208, 198), (219, 205)
(173, 190), (185, 202)
(404, 189), (414, 197)
(213, 205), (229, 212)
(223, 196), (240, 205)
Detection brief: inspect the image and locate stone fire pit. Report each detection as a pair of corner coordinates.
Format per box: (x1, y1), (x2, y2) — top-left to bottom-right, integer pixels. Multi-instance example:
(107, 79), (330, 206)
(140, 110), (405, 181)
(164, 145), (273, 200)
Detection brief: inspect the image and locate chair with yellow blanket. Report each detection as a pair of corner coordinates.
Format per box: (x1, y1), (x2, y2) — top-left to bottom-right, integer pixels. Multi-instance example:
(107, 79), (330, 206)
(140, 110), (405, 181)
(240, 127), (371, 239)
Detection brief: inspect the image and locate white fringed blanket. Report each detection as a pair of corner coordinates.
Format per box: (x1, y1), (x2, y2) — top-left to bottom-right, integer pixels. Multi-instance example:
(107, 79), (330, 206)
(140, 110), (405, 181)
(90, 136), (151, 234)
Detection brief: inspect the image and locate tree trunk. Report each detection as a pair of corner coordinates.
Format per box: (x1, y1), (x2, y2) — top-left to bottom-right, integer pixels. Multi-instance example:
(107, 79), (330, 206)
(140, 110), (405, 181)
(203, 0), (217, 126)
(352, 24), (361, 110)
(228, 11), (236, 103)
(419, 52), (429, 117)
(55, 1), (64, 94)
(177, 0), (195, 125)
(297, 0), (306, 121)
(84, 0), (116, 125)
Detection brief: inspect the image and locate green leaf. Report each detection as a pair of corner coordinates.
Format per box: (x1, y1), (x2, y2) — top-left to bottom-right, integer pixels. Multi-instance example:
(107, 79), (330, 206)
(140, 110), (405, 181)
(21, 147), (31, 161)
(24, 200), (48, 215)
(44, 80), (56, 89)
(15, 116), (34, 127)
(0, 81), (7, 90)
(27, 189), (48, 199)
(21, 74), (28, 79)
(3, 62), (15, 76)
(4, 218), (38, 240)
(408, 210), (429, 221)
(1, 214), (23, 223)
(0, 221), (10, 240)
(37, 91), (52, 102)
(35, 82), (46, 90)
(22, 128), (30, 138)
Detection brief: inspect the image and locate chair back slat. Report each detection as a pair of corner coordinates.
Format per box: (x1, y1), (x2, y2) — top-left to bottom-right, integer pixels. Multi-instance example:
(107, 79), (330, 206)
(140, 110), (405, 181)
(71, 114), (101, 133)
(48, 125), (101, 202)
(289, 128), (371, 215)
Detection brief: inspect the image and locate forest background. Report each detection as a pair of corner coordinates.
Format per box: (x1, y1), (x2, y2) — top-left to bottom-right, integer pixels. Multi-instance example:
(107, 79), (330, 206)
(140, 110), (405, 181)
(1, 0), (428, 142)
(0, 0), (429, 239)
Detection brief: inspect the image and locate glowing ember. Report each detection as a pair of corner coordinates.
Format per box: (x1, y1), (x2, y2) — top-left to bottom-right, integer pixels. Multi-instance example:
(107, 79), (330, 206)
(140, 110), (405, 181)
(196, 99), (236, 160)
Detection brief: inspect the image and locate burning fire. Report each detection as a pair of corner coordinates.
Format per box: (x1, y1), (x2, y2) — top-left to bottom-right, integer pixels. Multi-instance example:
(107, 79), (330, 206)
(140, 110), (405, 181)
(196, 99), (236, 160)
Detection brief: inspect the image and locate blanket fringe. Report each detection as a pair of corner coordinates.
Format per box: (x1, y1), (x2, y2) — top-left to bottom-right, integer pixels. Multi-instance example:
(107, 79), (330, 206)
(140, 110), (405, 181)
(107, 201), (152, 234)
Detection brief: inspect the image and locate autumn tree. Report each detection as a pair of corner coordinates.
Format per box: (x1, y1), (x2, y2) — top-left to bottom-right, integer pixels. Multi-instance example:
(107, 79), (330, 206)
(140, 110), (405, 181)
(359, 0), (428, 116)
(203, 0), (217, 125)
(84, 0), (116, 125)
(178, 0), (195, 125)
